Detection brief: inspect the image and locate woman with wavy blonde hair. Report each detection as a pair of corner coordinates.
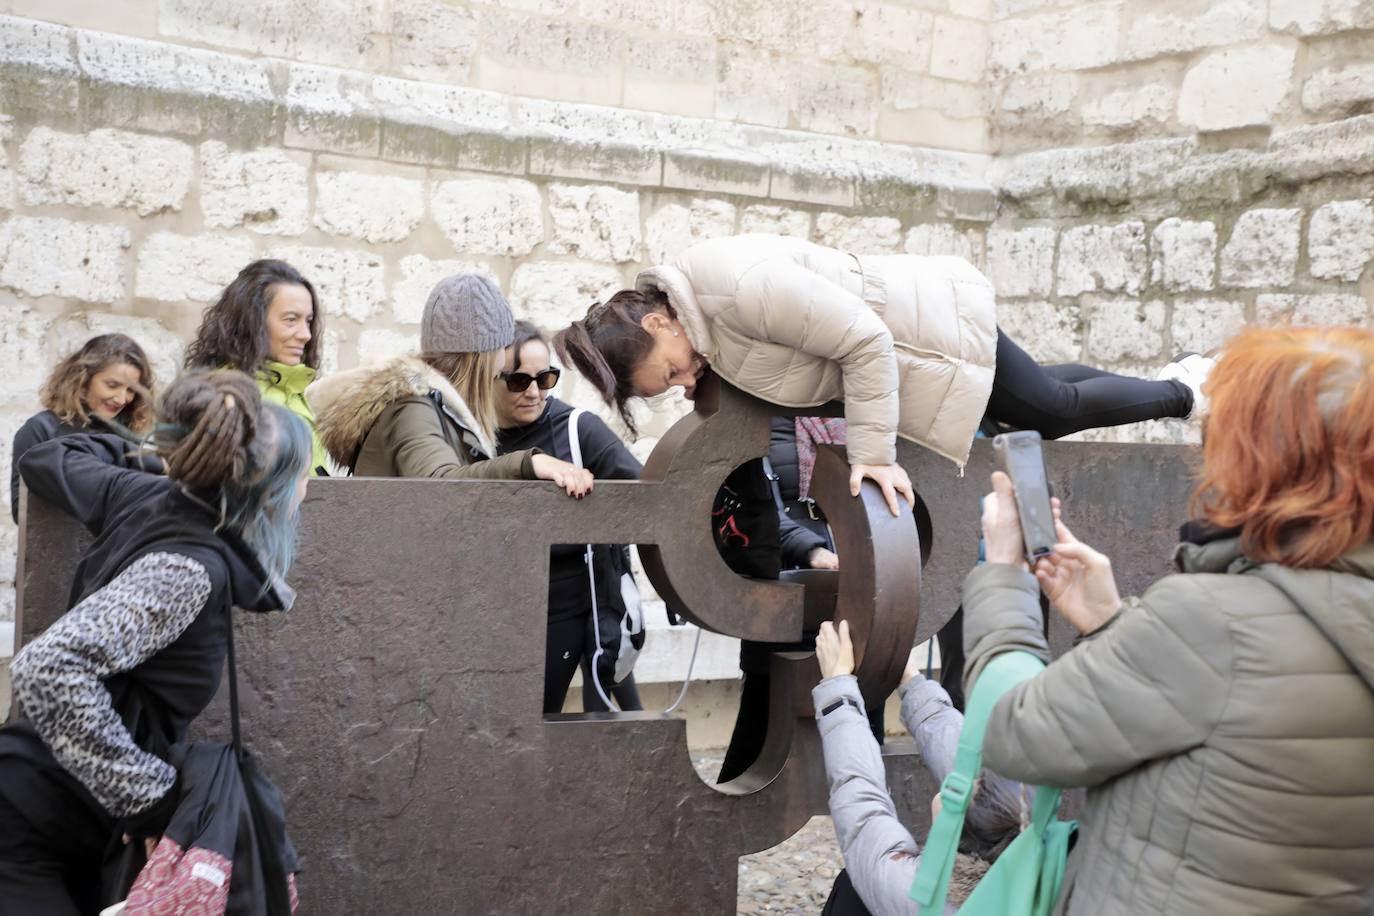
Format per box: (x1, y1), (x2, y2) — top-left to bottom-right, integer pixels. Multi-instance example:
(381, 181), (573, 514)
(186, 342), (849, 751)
(951, 324), (1374, 916)
(10, 333), (155, 522)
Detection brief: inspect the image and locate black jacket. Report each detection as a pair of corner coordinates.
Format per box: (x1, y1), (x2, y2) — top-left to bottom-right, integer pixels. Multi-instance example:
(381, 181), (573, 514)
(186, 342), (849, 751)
(10, 410), (164, 523)
(496, 398), (641, 622)
(768, 417), (829, 569)
(0, 434), (288, 839)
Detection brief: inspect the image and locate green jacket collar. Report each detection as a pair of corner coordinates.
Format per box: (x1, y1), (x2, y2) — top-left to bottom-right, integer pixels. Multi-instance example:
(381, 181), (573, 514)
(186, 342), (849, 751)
(257, 361), (317, 395)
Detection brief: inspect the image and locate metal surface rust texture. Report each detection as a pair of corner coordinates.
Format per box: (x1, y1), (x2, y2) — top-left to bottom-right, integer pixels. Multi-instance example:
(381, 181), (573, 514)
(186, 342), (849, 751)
(13, 376), (1200, 914)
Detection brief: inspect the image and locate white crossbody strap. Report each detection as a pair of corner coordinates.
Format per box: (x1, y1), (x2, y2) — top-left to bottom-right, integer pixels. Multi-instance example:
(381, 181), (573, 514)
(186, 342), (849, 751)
(567, 408), (586, 469)
(568, 409), (615, 709)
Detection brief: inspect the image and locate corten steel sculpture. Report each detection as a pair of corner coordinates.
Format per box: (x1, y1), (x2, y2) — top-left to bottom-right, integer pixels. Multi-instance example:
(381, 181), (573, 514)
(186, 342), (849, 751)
(14, 375), (1201, 914)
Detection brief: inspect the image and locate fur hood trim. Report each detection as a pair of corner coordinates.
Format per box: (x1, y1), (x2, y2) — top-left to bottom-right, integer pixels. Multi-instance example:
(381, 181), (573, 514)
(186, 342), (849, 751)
(310, 356), (496, 468)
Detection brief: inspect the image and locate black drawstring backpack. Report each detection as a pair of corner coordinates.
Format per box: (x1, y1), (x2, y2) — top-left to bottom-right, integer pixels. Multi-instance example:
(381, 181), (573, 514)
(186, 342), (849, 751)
(105, 604), (300, 915)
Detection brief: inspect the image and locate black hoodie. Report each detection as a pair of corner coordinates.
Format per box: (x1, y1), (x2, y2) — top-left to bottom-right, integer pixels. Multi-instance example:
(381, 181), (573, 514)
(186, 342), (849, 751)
(0, 434), (288, 840)
(496, 398), (641, 621)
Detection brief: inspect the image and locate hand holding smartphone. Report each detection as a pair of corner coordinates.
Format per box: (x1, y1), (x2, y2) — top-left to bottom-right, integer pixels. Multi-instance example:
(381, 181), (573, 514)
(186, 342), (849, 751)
(991, 431), (1057, 563)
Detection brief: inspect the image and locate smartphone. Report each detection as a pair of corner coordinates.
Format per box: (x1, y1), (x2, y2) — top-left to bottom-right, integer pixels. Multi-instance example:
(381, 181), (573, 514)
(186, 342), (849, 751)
(991, 431), (1057, 561)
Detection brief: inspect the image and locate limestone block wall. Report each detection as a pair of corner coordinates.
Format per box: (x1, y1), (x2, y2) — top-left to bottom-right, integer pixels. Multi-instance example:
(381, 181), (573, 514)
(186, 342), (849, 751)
(1, 4), (1373, 642)
(7, 0), (993, 151)
(988, 113), (1374, 446)
(991, 0), (1374, 151)
(0, 13), (997, 626)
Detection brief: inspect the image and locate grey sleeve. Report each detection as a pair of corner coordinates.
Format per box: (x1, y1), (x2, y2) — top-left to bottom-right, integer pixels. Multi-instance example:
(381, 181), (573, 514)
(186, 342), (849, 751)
(9, 552), (213, 817)
(898, 676), (1026, 852)
(814, 675), (926, 916)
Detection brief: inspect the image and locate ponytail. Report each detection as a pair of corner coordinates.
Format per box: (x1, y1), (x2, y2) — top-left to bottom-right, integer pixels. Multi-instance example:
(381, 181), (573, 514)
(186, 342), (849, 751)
(553, 288), (672, 436)
(155, 370), (266, 490)
(154, 369), (310, 583)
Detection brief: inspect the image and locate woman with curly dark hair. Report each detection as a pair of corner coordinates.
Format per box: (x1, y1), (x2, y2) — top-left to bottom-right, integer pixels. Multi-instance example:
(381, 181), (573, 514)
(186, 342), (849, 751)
(185, 258), (330, 475)
(10, 333), (156, 522)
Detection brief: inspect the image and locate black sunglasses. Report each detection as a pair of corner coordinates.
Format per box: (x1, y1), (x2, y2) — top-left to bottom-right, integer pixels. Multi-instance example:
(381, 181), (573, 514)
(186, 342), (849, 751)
(499, 367), (561, 393)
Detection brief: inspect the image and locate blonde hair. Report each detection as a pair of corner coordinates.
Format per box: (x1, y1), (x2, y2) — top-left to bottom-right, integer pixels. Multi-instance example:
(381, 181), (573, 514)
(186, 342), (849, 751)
(420, 350), (503, 446)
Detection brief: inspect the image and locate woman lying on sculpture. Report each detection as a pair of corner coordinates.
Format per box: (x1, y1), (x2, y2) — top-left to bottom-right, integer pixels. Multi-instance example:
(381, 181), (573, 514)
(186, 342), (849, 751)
(554, 232), (1212, 516)
(0, 371), (309, 913)
(814, 325), (1374, 916)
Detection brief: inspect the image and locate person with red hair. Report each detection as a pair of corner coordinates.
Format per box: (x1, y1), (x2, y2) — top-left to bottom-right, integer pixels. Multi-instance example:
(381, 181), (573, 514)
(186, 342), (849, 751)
(954, 325), (1374, 915)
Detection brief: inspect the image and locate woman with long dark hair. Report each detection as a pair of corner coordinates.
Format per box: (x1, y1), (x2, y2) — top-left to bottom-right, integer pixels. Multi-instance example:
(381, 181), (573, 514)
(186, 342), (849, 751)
(186, 258), (330, 475)
(0, 370), (310, 914)
(10, 333), (156, 522)
(555, 233), (1212, 516)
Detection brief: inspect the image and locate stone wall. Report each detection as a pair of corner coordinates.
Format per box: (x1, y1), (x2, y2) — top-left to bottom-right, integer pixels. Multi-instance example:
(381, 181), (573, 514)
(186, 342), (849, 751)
(5, 0), (994, 151)
(1, 2), (1373, 645)
(991, 0), (1374, 152)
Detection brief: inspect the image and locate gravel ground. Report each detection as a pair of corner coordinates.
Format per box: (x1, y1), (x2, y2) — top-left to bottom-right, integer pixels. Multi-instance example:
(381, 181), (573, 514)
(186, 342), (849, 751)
(692, 750), (844, 914)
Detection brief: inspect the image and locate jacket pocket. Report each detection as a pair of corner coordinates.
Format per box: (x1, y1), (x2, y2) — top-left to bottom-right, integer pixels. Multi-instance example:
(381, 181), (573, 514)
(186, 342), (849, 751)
(893, 340), (965, 366)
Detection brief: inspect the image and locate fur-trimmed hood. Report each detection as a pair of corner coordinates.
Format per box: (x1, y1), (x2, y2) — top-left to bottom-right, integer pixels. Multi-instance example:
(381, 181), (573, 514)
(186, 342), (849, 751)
(310, 356), (496, 470)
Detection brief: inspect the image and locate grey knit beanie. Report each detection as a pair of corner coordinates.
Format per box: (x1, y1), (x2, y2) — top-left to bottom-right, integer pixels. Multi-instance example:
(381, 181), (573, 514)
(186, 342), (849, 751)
(420, 274), (515, 353)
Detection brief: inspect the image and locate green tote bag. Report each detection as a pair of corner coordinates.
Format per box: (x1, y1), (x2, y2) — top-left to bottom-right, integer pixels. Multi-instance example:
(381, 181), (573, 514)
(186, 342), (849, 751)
(909, 651), (1077, 916)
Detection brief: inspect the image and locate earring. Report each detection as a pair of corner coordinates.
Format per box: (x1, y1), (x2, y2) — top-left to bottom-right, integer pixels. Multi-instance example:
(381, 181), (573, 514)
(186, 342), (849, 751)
(672, 331), (679, 337)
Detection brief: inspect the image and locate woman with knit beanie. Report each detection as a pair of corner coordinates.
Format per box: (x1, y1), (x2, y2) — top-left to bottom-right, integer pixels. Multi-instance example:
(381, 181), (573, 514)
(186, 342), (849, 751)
(311, 274), (592, 496)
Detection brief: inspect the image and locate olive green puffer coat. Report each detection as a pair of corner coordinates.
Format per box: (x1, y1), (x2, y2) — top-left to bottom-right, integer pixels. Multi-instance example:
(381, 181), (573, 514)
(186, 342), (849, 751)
(963, 536), (1374, 916)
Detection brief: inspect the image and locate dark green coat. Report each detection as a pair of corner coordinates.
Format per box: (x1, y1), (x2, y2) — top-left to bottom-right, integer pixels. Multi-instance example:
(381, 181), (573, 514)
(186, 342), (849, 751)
(312, 357), (534, 481)
(963, 536), (1374, 915)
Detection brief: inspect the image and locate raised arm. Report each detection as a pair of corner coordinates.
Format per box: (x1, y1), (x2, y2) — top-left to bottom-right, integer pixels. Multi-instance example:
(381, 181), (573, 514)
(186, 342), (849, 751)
(8, 552), (213, 820)
(17, 433), (167, 535)
(963, 564), (1232, 788)
(814, 673), (924, 916)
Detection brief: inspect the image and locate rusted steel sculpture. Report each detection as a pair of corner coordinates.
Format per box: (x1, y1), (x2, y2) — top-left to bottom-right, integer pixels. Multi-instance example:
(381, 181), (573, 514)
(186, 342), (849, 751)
(14, 376), (1200, 914)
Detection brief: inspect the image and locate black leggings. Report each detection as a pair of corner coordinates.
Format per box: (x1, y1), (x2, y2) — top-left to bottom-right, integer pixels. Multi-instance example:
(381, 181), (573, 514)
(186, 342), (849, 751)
(987, 330), (1192, 439)
(543, 614), (643, 714)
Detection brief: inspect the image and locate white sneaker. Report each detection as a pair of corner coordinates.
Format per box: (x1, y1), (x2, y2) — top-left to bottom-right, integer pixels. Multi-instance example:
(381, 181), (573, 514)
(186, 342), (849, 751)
(1156, 352), (1216, 418)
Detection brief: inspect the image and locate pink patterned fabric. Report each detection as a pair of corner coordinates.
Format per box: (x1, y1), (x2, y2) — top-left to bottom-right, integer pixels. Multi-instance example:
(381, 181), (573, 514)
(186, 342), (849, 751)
(125, 838), (231, 915)
(795, 417), (848, 500)
(123, 838), (301, 914)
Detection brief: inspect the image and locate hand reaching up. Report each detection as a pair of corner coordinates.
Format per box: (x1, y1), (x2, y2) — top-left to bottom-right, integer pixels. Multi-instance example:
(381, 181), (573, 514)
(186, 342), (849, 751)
(816, 619), (856, 680)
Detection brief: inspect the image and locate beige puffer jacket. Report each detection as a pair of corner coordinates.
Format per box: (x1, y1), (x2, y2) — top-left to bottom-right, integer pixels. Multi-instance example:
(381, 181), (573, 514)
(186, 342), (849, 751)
(636, 234), (997, 468)
(963, 536), (1374, 916)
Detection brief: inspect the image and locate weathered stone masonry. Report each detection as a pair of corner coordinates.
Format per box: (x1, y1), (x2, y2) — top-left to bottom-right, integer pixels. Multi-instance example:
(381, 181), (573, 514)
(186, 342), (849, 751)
(1, 1), (1373, 636)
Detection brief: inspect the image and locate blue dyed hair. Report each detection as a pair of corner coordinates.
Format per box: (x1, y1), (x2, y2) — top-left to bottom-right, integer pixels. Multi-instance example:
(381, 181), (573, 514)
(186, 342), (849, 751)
(155, 370), (310, 589)
(224, 404), (310, 585)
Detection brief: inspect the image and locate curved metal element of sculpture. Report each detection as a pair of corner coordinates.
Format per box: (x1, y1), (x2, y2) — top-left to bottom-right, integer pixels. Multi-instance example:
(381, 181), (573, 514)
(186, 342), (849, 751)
(636, 375), (809, 641)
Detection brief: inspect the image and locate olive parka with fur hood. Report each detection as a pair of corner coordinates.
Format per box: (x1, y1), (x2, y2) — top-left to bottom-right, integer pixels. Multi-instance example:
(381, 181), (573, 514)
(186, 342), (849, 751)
(310, 356), (536, 480)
